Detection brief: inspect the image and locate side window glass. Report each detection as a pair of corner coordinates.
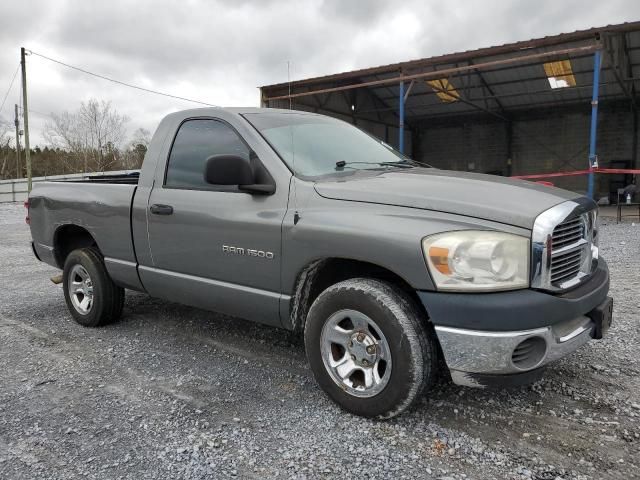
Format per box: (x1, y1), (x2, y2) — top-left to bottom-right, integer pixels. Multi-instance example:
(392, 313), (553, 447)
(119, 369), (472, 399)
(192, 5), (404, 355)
(165, 119), (250, 189)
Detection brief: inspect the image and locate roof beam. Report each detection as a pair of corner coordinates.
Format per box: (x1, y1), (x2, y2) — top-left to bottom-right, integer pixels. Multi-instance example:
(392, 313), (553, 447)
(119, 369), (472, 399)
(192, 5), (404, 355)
(462, 65), (473, 99)
(266, 51), (624, 104)
(374, 64), (624, 101)
(398, 52), (600, 83)
(603, 34), (636, 109)
(357, 80), (628, 118)
(426, 79), (508, 122)
(620, 32), (637, 99)
(467, 59), (508, 115)
(366, 82), (414, 129)
(406, 92), (629, 122)
(313, 104), (403, 130)
(308, 92), (324, 112)
(403, 80), (415, 102)
(421, 66), (508, 119)
(319, 92), (334, 109)
(264, 45), (599, 102)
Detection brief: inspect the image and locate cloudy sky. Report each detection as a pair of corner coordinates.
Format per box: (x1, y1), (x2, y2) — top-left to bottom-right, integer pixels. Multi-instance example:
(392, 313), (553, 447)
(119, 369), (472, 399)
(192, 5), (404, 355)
(1, 0), (639, 146)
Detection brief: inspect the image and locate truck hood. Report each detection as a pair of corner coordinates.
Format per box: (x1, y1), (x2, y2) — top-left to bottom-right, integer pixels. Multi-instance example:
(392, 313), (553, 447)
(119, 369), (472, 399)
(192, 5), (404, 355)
(313, 168), (581, 229)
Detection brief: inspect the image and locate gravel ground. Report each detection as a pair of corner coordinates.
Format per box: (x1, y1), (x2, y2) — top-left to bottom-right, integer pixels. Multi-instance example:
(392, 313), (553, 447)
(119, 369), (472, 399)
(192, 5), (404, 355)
(0, 202), (639, 480)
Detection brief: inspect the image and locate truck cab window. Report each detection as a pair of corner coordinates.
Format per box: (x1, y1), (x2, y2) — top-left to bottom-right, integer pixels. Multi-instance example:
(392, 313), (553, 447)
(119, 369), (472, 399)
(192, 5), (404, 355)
(165, 119), (250, 189)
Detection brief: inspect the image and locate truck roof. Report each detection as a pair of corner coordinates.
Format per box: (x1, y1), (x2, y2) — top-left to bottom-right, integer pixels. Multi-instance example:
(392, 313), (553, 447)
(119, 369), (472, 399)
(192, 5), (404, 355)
(163, 107), (322, 120)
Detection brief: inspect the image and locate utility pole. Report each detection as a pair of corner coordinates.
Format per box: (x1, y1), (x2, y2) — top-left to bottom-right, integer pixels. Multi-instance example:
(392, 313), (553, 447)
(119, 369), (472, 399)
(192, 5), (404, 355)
(14, 104), (21, 179)
(20, 47), (32, 192)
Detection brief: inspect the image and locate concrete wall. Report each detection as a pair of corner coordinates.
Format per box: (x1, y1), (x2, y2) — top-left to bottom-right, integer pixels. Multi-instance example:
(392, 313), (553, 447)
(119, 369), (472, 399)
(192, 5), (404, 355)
(417, 120), (508, 173)
(416, 105), (638, 198)
(0, 170), (137, 203)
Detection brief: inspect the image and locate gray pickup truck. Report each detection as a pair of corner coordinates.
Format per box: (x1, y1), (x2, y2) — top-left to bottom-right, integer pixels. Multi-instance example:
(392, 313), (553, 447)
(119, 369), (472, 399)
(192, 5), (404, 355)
(28, 107), (613, 418)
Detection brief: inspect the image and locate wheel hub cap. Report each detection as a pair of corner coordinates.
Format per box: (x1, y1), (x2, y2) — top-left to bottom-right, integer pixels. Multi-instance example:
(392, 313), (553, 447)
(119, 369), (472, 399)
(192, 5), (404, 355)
(349, 333), (377, 366)
(69, 264), (94, 315)
(320, 309), (392, 398)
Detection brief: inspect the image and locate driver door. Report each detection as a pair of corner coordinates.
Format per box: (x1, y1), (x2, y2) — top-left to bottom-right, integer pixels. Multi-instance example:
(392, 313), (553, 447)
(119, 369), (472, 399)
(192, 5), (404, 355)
(140, 118), (287, 327)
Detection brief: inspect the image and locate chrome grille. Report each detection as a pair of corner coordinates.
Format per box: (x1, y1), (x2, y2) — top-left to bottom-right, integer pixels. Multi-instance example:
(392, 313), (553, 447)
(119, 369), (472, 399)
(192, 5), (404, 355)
(549, 216), (586, 284)
(551, 217), (583, 249)
(531, 201), (598, 292)
(550, 247), (583, 283)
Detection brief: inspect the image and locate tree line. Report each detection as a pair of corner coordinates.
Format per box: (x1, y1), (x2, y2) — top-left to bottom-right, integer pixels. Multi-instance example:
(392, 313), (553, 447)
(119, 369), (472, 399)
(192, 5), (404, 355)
(0, 99), (150, 180)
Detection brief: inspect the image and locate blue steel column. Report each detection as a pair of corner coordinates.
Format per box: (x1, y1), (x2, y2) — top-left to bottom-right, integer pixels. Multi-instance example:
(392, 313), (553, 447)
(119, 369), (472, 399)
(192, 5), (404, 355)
(399, 81), (405, 153)
(587, 50), (602, 199)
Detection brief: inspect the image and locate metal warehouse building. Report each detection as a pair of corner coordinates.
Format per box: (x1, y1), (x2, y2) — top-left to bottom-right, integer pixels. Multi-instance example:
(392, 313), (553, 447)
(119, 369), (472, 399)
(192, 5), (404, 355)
(260, 22), (640, 200)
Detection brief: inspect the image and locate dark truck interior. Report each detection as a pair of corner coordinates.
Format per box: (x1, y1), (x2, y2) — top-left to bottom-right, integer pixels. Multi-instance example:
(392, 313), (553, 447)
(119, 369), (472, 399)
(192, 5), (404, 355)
(60, 172), (140, 185)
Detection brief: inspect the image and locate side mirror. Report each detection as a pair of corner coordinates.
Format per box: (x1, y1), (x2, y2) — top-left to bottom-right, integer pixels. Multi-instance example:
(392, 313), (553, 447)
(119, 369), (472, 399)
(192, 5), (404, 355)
(204, 154), (254, 185)
(204, 154), (276, 195)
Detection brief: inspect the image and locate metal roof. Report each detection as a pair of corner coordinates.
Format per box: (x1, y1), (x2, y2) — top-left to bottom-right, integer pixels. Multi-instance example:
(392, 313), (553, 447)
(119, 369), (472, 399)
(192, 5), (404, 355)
(260, 21), (640, 123)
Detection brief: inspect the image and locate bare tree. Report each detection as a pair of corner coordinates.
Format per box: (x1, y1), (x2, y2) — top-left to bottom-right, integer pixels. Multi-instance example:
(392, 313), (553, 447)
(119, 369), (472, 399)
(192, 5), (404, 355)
(131, 127), (151, 148)
(44, 111), (85, 173)
(122, 127), (151, 169)
(45, 99), (129, 172)
(0, 117), (12, 178)
(0, 117), (9, 137)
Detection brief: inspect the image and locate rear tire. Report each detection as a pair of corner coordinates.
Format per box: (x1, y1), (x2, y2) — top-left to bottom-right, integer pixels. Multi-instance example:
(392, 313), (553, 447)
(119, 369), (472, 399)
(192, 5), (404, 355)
(62, 248), (124, 327)
(304, 278), (438, 419)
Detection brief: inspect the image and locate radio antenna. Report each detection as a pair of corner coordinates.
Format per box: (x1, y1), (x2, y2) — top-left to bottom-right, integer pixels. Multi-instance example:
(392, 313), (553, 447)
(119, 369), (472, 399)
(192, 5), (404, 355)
(287, 61), (293, 110)
(286, 60), (299, 222)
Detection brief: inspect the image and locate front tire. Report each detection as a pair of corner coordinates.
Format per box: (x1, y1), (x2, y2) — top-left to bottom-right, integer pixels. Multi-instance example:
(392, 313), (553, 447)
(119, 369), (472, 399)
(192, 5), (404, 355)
(304, 278), (438, 419)
(62, 248), (124, 327)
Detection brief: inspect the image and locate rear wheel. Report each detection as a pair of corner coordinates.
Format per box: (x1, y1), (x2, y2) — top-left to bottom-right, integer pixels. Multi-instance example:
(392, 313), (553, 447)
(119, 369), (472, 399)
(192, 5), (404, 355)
(304, 278), (438, 419)
(63, 248), (124, 327)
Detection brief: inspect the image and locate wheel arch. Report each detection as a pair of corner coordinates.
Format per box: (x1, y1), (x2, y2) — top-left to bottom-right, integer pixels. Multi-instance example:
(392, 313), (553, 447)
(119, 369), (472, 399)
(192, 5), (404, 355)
(53, 224), (101, 268)
(288, 257), (428, 333)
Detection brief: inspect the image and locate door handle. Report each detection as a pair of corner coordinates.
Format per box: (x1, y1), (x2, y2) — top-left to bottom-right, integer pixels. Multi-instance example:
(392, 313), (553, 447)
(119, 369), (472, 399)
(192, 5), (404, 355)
(150, 204), (174, 215)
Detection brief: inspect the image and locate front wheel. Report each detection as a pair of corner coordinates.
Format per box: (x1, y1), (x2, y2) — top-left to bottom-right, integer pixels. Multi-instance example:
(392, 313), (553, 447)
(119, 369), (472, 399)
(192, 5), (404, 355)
(62, 248), (124, 327)
(304, 278), (438, 419)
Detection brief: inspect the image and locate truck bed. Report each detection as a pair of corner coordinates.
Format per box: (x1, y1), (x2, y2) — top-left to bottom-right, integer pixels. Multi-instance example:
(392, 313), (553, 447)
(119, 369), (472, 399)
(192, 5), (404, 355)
(29, 181), (139, 275)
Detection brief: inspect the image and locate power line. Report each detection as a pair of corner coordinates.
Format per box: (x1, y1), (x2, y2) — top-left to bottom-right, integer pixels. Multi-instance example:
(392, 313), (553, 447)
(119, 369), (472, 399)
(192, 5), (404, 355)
(27, 49), (219, 107)
(0, 63), (20, 118)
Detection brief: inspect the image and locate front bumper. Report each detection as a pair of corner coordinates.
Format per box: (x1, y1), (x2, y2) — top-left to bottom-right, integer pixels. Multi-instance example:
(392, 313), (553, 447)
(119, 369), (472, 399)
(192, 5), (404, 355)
(435, 314), (598, 387)
(418, 259), (611, 388)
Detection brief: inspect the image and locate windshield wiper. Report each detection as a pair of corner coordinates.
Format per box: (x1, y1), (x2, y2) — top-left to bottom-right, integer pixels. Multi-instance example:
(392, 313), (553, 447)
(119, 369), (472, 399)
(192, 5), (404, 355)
(397, 159), (433, 168)
(335, 160), (413, 170)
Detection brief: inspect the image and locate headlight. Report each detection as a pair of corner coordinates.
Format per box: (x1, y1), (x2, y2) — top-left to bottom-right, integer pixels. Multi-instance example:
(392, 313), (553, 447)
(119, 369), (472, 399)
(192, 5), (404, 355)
(422, 231), (529, 292)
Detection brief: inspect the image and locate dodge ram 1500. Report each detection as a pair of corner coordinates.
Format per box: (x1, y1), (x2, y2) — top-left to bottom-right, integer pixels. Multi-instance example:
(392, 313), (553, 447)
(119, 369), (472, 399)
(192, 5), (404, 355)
(28, 108), (613, 418)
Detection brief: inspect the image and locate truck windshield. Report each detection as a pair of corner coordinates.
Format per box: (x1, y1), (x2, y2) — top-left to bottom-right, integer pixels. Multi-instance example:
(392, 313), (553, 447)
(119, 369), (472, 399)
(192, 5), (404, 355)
(243, 112), (419, 178)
